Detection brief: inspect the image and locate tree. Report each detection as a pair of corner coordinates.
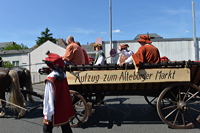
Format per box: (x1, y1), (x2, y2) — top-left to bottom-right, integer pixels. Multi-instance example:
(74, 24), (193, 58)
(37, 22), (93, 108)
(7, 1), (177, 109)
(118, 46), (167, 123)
(36, 27), (57, 46)
(2, 43), (28, 50)
(3, 61), (14, 68)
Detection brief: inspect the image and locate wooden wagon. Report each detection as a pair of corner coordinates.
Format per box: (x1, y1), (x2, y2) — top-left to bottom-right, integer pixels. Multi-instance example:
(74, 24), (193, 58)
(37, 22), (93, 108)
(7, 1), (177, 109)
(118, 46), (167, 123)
(65, 61), (200, 129)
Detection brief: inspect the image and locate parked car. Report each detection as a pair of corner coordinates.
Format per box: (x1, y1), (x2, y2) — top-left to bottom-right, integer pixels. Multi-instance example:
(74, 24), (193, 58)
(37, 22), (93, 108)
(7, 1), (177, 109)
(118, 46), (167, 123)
(38, 67), (51, 75)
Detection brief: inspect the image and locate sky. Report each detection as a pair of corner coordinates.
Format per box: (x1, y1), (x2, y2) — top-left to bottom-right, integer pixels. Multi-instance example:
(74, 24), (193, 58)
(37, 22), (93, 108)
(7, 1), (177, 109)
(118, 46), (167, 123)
(0, 0), (200, 48)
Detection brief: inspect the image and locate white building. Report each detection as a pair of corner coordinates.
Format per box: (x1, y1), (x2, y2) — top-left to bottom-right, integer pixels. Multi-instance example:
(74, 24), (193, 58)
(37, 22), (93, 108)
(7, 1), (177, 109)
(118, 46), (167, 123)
(0, 34), (200, 73)
(102, 34), (200, 63)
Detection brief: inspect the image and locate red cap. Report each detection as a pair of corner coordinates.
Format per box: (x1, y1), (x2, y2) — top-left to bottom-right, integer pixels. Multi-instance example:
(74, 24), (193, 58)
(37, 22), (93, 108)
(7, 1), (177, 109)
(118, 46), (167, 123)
(44, 53), (65, 69)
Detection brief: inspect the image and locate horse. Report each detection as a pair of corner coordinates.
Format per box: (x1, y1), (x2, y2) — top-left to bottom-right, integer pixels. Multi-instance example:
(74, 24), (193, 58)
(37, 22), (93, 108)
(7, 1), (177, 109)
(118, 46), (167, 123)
(0, 67), (26, 117)
(10, 67), (34, 104)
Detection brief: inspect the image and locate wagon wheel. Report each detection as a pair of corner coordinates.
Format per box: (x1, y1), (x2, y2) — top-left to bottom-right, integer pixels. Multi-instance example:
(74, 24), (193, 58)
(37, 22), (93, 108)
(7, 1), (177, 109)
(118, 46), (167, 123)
(69, 90), (89, 127)
(157, 83), (200, 129)
(144, 95), (172, 108)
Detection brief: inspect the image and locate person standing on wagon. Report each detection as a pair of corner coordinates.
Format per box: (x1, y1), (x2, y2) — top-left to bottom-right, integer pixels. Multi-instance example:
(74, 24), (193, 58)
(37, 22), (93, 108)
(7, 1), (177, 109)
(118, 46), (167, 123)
(119, 35), (160, 67)
(61, 36), (85, 65)
(117, 43), (134, 65)
(42, 53), (74, 133)
(93, 43), (106, 65)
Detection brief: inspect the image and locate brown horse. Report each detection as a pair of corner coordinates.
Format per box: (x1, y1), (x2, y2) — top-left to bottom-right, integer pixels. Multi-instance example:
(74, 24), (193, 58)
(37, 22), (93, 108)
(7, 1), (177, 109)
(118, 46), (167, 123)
(11, 67), (34, 104)
(0, 67), (26, 117)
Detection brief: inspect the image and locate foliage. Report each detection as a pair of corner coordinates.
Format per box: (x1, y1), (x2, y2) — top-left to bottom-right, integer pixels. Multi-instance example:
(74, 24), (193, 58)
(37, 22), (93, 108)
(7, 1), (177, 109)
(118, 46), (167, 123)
(36, 27), (57, 46)
(2, 43), (28, 50)
(0, 56), (2, 67)
(3, 61), (14, 68)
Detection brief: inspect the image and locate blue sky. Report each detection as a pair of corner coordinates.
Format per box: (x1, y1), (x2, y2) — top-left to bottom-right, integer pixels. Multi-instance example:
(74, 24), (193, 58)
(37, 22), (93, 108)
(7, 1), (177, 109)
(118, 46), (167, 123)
(0, 0), (200, 48)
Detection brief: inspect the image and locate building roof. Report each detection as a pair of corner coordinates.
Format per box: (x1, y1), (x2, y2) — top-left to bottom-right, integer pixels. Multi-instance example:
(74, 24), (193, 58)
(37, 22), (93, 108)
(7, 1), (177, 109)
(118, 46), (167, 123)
(134, 33), (163, 40)
(30, 39), (67, 50)
(0, 42), (16, 48)
(56, 38), (67, 47)
(0, 49), (32, 55)
(82, 44), (94, 53)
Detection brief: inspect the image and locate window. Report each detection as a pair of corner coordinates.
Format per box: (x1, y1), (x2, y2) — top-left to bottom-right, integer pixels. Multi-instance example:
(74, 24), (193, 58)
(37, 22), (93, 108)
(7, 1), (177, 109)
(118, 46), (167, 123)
(12, 61), (19, 66)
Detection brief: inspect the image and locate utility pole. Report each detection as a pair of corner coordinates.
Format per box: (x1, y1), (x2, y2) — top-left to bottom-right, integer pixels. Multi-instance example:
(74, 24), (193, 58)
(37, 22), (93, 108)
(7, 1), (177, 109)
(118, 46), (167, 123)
(192, 1), (199, 61)
(109, 0), (113, 63)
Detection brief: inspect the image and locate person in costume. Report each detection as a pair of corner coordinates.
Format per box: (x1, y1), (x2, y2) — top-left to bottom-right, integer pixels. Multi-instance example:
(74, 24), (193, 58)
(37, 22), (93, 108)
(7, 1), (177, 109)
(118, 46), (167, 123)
(43, 52), (74, 133)
(61, 36), (85, 65)
(117, 43), (134, 65)
(93, 43), (106, 65)
(75, 41), (89, 65)
(88, 57), (94, 65)
(119, 35), (160, 67)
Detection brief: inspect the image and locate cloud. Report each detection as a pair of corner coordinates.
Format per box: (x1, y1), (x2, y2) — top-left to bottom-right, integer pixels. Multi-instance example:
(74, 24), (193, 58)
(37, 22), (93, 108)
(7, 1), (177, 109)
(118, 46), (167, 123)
(112, 29), (122, 33)
(100, 32), (107, 34)
(185, 30), (190, 33)
(72, 28), (95, 35)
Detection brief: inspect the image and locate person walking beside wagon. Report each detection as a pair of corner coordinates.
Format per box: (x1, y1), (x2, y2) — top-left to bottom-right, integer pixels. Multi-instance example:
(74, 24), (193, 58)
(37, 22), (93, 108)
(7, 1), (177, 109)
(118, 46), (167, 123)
(61, 36), (85, 65)
(93, 43), (106, 65)
(119, 35), (160, 67)
(43, 52), (74, 133)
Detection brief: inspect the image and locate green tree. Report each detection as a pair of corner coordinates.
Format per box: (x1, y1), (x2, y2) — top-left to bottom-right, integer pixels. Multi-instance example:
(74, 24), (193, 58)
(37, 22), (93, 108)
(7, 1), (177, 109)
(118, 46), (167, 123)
(36, 27), (57, 46)
(2, 43), (28, 50)
(3, 61), (14, 68)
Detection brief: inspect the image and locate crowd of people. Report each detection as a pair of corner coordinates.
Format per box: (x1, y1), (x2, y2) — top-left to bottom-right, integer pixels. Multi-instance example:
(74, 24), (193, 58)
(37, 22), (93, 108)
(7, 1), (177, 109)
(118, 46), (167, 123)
(59, 35), (162, 67)
(41, 35), (164, 132)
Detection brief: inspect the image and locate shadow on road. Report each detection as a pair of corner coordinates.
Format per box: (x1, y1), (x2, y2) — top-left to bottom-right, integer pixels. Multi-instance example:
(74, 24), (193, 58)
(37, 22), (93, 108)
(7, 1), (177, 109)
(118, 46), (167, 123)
(79, 97), (200, 129)
(0, 101), (43, 119)
(81, 97), (161, 129)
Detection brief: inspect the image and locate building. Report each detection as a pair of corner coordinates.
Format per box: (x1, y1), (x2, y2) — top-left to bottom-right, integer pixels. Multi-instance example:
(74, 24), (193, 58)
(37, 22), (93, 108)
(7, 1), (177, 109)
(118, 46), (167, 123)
(0, 49), (32, 67)
(0, 34), (200, 72)
(102, 33), (200, 63)
(0, 42), (16, 50)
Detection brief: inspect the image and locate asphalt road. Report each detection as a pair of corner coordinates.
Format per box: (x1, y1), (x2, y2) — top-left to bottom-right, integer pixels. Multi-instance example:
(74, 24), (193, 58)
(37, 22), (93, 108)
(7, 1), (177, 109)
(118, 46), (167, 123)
(0, 83), (200, 133)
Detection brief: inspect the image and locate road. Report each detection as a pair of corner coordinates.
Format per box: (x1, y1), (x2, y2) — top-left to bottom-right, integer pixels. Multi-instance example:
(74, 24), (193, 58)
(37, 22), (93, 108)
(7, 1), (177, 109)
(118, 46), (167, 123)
(0, 83), (200, 133)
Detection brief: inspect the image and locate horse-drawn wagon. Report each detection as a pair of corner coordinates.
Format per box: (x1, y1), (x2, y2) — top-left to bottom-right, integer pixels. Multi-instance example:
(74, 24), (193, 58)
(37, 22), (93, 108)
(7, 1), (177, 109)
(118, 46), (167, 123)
(1, 61), (200, 129)
(65, 61), (200, 129)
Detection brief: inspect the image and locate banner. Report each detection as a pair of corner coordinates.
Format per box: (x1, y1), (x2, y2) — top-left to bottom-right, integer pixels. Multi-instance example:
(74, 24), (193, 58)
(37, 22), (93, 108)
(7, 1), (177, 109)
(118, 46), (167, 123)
(66, 68), (190, 85)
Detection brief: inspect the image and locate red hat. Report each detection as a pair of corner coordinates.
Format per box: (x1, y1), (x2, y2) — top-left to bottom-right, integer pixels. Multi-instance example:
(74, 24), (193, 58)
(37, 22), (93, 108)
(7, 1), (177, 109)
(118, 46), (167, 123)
(88, 57), (94, 61)
(44, 53), (65, 69)
(138, 35), (152, 44)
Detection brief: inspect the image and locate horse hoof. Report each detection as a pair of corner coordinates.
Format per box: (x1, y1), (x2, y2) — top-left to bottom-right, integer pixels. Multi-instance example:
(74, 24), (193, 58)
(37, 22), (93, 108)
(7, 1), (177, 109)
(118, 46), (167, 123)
(18, 109), (26, 118)
(0, 112), (6, 117)
(24, 101), (28, 106)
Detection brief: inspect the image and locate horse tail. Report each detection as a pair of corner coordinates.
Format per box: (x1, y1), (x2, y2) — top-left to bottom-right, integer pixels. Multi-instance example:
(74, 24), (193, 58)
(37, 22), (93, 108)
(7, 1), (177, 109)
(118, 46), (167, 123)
(9, 70), (25, 112)
(24, 69), (34, 104)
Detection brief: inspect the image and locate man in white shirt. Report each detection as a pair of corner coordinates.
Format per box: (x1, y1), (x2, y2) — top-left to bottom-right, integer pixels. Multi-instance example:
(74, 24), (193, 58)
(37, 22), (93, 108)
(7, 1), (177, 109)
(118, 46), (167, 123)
(43, 52), (74, 133)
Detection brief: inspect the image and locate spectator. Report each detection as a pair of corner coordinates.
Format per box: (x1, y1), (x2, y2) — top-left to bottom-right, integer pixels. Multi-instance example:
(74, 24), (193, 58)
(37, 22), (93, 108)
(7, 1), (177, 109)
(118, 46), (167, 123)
(119, 35), (160, 67)
(160, 56), (169, 62)
(117, 44), (134, 65)
(42, 53), (74, 133)
(61, 36), (85, 65)
(75, 41), (89, 65)
(93, 43), (106, 65)
(88, 57), (94, 65)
